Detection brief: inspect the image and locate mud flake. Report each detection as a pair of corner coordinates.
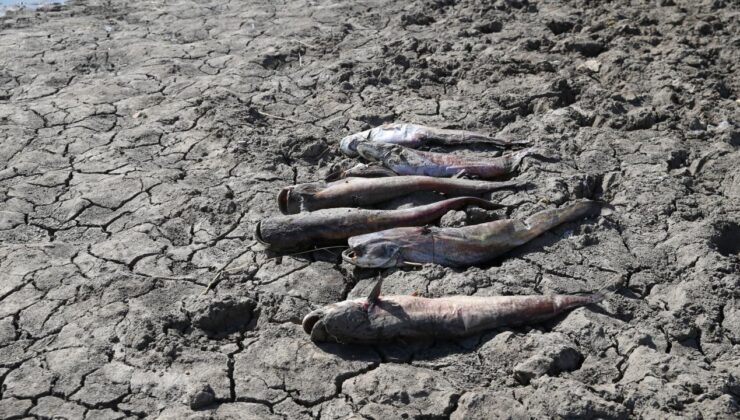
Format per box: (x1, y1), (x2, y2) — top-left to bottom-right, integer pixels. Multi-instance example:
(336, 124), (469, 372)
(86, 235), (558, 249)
(343, 364), (459, 418)
(30, 396), (86, 419)
(0, 398), (33, 419)
(234, 324), (379, 405)
(91, 230), (165, 266)
(71, 361), (134, 406)
(3, 359), (56, 399)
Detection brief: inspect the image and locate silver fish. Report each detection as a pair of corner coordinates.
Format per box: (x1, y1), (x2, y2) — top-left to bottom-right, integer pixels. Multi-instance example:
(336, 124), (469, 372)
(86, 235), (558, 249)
(303, 280), (602, 343)
(339, 123), (529, 157)
(343, 200), (599, 267)
(356, 142), (538, 179)
(278, 176), (526, 214)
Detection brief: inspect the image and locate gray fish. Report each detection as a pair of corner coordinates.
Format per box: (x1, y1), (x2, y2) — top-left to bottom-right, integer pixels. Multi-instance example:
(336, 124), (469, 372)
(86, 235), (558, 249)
(339, 123), (529, 157)
(278, 176), (526, 214)
(255, 196), (501, 252)
(343, 200), (599, 267)
(356, 142), (538, 179)
(303, 280), (602, 343)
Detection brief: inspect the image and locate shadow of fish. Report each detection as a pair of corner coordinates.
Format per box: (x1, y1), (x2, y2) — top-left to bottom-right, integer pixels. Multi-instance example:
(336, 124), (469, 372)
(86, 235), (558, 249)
(339, 123), (529, 157)
(356, 142), (541, 179)
(303, 287), (603, 343)
(255, 196), (502, 252)
(278, 176), (527, 214)
(343, 200), (599, 267)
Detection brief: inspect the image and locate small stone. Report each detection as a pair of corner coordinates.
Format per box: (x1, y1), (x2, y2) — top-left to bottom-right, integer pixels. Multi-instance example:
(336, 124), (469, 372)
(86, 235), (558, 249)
(513, 342), (582, 384)
(466, 207), (501, 225)
(188, 383), (215, 410)
(475, 20), (502, 34)
(578, 59), (601, 73)
(514, 355), (553, 384)
(547, 19), (575, 35)
(440, 210), (467, 227)
(567, 39), (605, 57)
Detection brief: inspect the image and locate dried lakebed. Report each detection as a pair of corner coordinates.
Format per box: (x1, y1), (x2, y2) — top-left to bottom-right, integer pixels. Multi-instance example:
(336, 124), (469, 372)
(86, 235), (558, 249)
(0, 0), (739, 419)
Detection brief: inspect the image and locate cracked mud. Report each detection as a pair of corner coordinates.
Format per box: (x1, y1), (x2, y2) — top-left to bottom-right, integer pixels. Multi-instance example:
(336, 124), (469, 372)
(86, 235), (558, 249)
(0, 0), (738, 418)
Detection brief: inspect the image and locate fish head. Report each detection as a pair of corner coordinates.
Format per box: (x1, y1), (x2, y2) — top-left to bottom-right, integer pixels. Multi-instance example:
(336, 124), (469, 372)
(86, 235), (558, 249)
(344, 231), (407, 268)
(339, 130), (371, 157)
(302, 299), (373, 342)
(355, 142), (397, 162)
(278, 182), (324, 213)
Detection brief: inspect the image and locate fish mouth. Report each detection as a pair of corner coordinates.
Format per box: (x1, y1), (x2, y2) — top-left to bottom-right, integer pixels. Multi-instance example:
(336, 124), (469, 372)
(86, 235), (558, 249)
(277, 187), (291, 214)
(253, 221), (268, 246)
(302, 311), (330, 341)
(302, 310), (322, 335)
(339, 136), (361, 157)
(342, 249), (357, 264)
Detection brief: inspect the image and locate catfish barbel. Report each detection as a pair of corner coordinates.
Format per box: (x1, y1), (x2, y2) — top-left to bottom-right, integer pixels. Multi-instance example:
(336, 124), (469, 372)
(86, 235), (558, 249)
(303, 279), (602, 343)
(356, 142), (538, 179)
(255, 196), (500, 252)
(339, 123), (529, 157)
(278, 176), (525, 214)
(343, 200), (599, 267)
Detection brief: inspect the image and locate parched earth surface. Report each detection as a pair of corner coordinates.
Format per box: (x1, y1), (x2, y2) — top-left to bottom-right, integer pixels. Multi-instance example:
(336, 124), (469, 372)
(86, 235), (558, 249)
(1, 0), (739, 418)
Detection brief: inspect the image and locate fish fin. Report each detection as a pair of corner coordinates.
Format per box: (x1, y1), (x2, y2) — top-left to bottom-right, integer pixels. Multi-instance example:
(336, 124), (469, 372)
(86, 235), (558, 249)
(452, 169), (468, 179)
(367, 276), (383, 306)
(586, 293), (605, 304)
(574, 280), (621, 306)
(591, 277), (624, 299)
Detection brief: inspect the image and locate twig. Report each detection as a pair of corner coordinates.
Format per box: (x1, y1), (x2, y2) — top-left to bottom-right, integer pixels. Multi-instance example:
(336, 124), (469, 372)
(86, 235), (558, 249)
(201, 270), (223, 296)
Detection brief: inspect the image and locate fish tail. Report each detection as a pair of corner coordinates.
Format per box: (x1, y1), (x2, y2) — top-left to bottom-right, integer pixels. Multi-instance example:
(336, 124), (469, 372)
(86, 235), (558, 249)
(480, 135), (532, 148)
(487, 179), (533, 191)
(523, 200), (600, 237)
(584, 292), (605, 304)
(509, 148), (536, 170)
(453, 197), (507, 210)
(444, 196), (504, 211)
(555, 293), (603, 312)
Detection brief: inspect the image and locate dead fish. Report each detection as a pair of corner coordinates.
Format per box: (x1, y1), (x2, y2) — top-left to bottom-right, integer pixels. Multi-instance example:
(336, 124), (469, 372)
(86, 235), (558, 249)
(339, 123), (529, 157)
(255, 196), (501, 252)
(356, 142), (538, 179)
(343, 200), (599, 267)
(325, 163), (398, 181)
(303, 279), (603, 343)
(278, 176), (526, 214)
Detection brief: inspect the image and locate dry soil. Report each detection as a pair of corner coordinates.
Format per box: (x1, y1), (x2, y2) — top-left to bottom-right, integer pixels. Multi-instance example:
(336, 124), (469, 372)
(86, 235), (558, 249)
(0, 0), (739, 419)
